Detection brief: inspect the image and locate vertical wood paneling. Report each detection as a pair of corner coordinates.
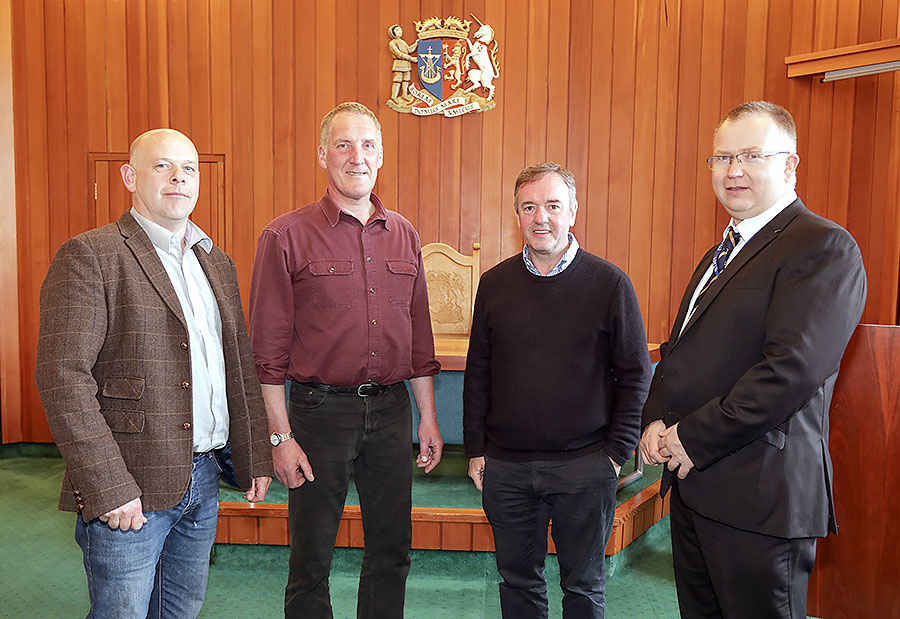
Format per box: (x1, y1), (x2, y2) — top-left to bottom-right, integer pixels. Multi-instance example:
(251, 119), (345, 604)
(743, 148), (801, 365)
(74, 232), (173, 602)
(606, 0), (636, 270)
(272, 0), (294, 227)
(229, 0), (253, 297)
(293, 0), (317, 218)
(251, 0), (274, 237)
(187, 0), (212, 151)
(105, 0), (129, 150)
(583, 0), (611, 255)
(7, 0), (900, 445)
(545, 0), (569, 165)
(647, 0), (678, 341)
(64, 0), (89, 237)
(44, 0), (69, 257)
(629, 0), (660, 321)
(566, 0), (592, 246)
(125, 0), (149, 141)
(669, 0), (702, 321)
(524, 0), (549, 167)
(477, 0), (504, 270)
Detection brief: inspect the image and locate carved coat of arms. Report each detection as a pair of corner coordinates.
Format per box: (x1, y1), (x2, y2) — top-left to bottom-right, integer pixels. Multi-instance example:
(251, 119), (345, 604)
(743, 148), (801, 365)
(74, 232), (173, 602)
(387, 14), (500, 117)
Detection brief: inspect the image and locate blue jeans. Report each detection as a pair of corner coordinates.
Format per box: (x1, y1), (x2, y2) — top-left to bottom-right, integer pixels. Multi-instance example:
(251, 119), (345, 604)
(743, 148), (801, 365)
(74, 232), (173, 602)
(74, 452), (221, 619)
(482, 450), (619, 619)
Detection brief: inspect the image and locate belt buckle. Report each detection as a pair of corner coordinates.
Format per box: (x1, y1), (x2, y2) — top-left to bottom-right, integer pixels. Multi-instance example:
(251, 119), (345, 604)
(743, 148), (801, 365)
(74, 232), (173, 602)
(357, 382), (381, 397)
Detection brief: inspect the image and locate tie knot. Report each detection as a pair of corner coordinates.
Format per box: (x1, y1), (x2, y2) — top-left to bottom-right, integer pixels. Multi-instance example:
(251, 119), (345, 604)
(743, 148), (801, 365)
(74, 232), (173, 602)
(726, 226), (740, 247)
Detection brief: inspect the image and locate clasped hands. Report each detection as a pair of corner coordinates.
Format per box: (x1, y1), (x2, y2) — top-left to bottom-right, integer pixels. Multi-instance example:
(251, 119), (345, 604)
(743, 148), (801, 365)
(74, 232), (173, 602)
(639, 420), (695, 479)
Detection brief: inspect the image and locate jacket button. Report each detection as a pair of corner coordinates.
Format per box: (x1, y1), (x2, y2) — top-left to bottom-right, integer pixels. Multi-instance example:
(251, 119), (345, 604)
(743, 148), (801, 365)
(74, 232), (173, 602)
(181, 342), (188, 350)
(182, 422), (192, 430)
(181, 381), (190, 389)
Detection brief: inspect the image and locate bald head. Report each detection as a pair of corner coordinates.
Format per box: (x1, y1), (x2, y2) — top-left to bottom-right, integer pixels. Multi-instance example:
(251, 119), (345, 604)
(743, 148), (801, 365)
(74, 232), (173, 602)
(129, 128), (198, 165)
(121, 128), (200, 236)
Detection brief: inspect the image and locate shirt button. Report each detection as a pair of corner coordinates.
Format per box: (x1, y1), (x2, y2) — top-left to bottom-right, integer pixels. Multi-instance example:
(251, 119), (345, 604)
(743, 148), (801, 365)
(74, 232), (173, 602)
(371, 319), (377, 326)
(181, 342), (189, 350)
(181, 381), (190, 389)
(369, 287), (375, 293)
(329, 267), (335, 273)
(366, 256), (372, 262)
(371, 351), (377, 356)
(182, 422), (192, 430)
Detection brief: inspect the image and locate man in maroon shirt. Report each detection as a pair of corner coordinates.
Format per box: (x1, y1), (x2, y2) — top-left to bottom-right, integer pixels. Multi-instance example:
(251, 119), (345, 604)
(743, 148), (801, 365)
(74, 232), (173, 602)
(249, 101), (443, 618)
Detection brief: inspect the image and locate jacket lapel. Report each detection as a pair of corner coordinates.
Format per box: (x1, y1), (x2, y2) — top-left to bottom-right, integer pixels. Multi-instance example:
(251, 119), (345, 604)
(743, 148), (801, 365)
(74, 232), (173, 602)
(117, 211), (187, 328)
(193, 247), (229, 327)
(671, 199), (806, 349)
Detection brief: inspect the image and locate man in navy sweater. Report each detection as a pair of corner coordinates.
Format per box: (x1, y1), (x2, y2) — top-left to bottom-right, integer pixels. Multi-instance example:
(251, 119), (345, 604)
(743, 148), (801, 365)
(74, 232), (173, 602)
(463, 163), (651, 618)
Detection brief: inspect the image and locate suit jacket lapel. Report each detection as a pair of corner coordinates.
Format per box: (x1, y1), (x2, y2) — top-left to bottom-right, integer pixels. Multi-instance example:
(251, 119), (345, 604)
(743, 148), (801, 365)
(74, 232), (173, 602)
(117, 211), (187, 328)
(193, 247), (230, 329)
(671, 199), (807, 349)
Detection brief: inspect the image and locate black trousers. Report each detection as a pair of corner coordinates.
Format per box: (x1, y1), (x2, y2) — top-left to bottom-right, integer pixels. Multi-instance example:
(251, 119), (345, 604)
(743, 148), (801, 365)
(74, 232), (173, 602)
(285, 382), (413, 619)
(669, 482), (817, 619)
(482, 450), (619, 619)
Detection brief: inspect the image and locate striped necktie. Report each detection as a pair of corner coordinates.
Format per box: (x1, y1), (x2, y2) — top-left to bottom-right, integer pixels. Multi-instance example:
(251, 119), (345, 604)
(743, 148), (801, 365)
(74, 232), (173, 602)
(694, 226), (741, 306)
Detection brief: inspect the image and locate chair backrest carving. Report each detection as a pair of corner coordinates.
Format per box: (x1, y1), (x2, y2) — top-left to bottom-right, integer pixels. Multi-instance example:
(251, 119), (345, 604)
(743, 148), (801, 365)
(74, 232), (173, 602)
(422, 242), (481, 336)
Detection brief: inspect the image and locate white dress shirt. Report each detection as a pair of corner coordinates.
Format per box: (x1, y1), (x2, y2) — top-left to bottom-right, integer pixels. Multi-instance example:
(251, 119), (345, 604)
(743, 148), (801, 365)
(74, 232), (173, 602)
(131, 209), (229, 453)
(678, 190), (797, 337)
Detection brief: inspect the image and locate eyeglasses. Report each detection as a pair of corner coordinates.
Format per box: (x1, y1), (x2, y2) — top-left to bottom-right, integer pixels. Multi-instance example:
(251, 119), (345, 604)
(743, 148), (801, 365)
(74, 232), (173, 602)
(706, 151), (792, 170)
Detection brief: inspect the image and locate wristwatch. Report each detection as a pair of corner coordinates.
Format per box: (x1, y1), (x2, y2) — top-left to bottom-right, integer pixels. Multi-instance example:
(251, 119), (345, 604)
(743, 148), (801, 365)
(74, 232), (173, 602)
(269, 431), (294, 446)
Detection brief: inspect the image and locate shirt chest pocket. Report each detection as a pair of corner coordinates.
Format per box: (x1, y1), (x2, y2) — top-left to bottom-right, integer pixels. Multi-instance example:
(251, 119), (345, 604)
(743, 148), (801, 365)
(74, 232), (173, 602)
(308, 259), (355, 308)
(386, 259), (417, 307)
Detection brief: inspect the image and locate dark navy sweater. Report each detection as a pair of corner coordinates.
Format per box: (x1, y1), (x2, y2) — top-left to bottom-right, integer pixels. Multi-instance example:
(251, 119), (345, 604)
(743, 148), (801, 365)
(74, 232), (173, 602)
(463, 249), (651, 464)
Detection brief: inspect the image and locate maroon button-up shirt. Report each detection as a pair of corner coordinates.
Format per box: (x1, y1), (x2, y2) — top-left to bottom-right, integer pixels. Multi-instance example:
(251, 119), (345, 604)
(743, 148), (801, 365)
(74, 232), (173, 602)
(249, 191), (440, 386)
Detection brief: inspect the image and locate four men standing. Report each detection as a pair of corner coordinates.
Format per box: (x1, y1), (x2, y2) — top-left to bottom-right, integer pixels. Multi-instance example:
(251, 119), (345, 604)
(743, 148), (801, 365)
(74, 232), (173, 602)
(34, 100), (865, 618)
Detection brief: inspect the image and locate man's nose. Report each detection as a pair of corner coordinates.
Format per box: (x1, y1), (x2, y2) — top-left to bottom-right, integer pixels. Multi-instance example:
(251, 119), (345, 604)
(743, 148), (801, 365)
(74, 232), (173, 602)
(169, 167), (186, 183)
(726, 158), (745, 177)
(350, 145), (365, 162)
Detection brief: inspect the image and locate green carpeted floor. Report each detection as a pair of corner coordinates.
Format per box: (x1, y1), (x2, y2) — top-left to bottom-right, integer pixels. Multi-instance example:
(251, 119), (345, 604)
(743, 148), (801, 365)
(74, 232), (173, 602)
(1, 448), (681, 618)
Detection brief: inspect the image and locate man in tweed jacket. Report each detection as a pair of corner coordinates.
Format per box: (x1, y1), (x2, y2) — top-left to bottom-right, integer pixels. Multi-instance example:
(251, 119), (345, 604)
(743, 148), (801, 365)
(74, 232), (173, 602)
(35, 128), (272, 617)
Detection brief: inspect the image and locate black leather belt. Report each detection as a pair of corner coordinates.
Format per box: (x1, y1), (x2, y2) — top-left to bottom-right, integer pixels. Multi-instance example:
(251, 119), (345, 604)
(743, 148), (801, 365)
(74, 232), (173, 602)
(300, 381), (391, 397)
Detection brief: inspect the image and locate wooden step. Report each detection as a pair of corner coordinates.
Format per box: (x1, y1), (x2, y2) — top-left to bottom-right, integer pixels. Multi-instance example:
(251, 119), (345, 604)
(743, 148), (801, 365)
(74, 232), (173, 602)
(215, 480), (670, 555)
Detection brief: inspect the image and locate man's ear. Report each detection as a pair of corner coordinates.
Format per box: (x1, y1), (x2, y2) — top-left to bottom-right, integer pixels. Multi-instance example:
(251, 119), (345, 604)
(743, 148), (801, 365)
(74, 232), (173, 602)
(317, 146), (327, 171)
(120, 163), (137, 193)
(785, 153), (800, 177)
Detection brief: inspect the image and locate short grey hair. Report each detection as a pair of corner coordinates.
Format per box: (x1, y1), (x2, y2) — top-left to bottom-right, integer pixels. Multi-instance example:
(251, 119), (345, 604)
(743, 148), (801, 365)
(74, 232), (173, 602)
(320, 102), (382, 150)
(514, 163), (577, 212)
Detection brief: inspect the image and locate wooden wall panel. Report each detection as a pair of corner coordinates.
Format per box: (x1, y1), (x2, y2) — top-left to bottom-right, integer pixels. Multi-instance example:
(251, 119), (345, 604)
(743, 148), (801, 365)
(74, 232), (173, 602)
(5, 0), (900, 442)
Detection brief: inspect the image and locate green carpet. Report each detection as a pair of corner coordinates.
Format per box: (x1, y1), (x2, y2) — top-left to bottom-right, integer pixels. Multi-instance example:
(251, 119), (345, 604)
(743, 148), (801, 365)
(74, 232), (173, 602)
(0, 450), (681, 618)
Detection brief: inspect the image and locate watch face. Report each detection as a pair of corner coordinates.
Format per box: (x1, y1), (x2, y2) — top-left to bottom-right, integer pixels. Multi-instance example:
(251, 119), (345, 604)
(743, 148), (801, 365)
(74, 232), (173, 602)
(270, 434), (280, 446)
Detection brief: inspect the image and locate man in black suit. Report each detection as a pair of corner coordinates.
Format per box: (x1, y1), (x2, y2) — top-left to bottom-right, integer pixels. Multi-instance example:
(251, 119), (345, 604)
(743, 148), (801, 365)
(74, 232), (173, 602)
(639, 101), (866, 619)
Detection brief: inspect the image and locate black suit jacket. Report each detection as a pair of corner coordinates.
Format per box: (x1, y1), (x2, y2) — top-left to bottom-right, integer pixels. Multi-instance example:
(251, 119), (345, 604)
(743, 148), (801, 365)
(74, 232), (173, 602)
(641, 199), (866, 538)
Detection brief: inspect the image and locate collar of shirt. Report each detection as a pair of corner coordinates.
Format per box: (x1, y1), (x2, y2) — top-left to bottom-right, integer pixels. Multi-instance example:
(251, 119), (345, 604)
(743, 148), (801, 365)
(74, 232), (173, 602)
(130, 208), (213, 256)
(320, 190), (391, 230)
(678, 189), (798, 338)
(523, 233), (580, 277)
(729, 189), (797, 251)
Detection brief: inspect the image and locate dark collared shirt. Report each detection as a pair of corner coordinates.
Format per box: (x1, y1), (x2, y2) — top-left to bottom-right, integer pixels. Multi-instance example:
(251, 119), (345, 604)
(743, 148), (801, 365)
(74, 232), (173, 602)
(249, 191), (439, 386)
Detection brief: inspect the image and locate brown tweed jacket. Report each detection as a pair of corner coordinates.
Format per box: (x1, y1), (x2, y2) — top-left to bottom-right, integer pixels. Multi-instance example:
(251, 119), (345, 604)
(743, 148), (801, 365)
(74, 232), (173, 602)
(36, 211), (273, 521)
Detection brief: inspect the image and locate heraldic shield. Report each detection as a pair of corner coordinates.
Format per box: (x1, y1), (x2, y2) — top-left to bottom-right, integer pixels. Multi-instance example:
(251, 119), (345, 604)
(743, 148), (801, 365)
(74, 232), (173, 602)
(386, 14), (499, 117)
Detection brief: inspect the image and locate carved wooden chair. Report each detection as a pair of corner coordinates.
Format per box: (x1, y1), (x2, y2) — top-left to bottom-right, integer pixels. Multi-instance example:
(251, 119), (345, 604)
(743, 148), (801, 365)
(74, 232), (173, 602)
(421, 242), (480, 358)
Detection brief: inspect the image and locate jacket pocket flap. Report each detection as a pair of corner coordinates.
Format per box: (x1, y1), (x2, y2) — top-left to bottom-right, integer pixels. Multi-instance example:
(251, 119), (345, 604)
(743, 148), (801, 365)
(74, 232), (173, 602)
(103, 409), (145, 433)
(757, 427), (786, 450)
(309, 259), (353, 276)
(101, 377), (145, 400)
(386, 259), (417, 276)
